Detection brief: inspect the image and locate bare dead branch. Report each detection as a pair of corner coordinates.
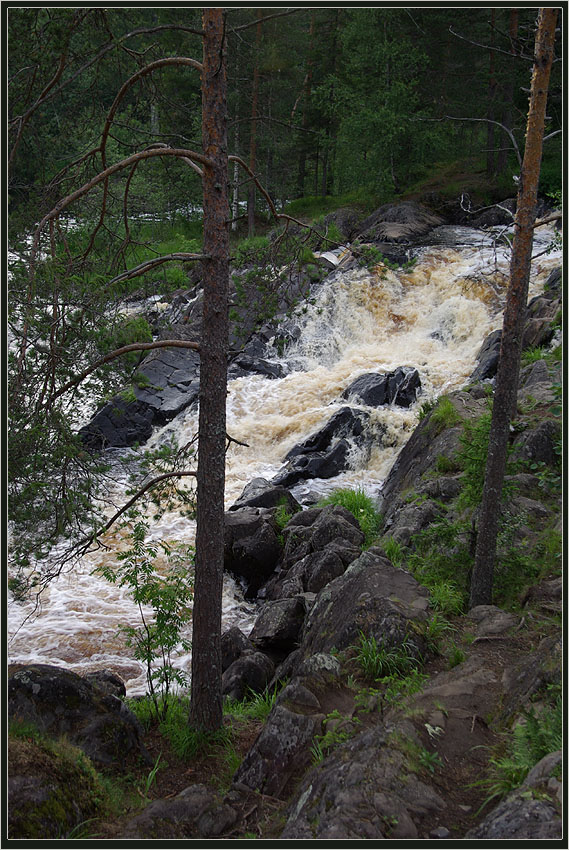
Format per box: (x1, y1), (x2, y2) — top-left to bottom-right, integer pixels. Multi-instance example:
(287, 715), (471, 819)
(533, 211), (562, 228)
(231, 9), (301, 32)
(108, 253), (209, 287)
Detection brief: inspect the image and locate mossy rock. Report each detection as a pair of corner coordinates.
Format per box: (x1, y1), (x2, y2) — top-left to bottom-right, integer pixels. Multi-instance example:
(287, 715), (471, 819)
(8, 732), (107, 839)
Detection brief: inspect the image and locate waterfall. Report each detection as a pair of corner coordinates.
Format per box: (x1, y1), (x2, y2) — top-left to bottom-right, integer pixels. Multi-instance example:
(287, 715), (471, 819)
(8, 224), (561, 695)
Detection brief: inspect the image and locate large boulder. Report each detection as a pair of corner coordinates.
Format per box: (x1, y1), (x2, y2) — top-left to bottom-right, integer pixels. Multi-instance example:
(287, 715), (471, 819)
(222, 651), (275, 701)
(464, 789), (561, 840)
(469, 329), (502, 383)
(233, 653), (343, 799)
(223, 507), (282, 598)
(298, 549), (430, 663)
(354, 201), (444, 244)
(8, 734), (107, 839)
(79, 346), (200, 449)
(8, 665), (150, 767)
(342, 367), (421, 409)
(121, 783), (238, 839)
(228, 478), (301, 514)
(272, 407), (370, 488)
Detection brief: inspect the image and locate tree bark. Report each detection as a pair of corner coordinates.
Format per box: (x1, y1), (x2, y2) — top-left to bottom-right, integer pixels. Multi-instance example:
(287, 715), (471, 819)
(189, 8), (229, 732)
(469, 7), (557, 608)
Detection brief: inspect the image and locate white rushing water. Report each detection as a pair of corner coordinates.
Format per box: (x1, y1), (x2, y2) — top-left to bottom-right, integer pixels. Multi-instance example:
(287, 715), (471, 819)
(8, 225), (561, 695)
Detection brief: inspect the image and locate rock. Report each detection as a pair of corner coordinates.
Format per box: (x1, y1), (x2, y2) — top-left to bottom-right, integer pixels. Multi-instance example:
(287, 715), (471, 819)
(233, 652), (344, 799)
(522, 751), (562, 790)
(249, 597), (307, 656)
(469, 329), (502, 382)
(322, 208), (362, 242)
(227, 353), (285, 380)
(544, 266), (561, 293)
(281, 721), (445, 839)
(121, 783), (238, 839)
(521, 577), (562, 611)
(79, 346), (200, 449)
(464, 788), (561, 840)
(379, 392), (487, 517)
(8, 664), (151, 767)
(468, 605), (518, 637)
(228, 478), (301, 514)
(8, 735), (107, 839)
(82, 669), (127, 700)
(501, 635), (561, 719)
(233, 703), (324, 799)
(511, 419), (561, 467)
(354, 201), (444, 244)
(279, 504), (364, 573)
(272, 407), (370, 488)
(79, 397), (155, 449)
(430, 826), (450, 838)
(224, 508), (282, 598)
(342, 367), (421, 409)
(468, 198), (516, 228)
(221, 626), (254, 672)
(383, 499), (443, 547)
(299, 549), (430, 662)
(519, 358), (551, 388)
(222, 652), (275, 701)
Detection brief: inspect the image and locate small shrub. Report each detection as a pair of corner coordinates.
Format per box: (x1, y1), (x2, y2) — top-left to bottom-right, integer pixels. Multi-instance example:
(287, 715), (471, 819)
(447, 641), (466, 669)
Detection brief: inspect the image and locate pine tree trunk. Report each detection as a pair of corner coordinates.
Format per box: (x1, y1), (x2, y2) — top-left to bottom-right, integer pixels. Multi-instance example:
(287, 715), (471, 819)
(190, 8), (229, 732)
(469, 7), (557, 608)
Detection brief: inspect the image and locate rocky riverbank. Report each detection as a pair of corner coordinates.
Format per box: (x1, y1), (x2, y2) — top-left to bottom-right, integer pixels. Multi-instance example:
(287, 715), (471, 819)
(8, 196), (562, 841)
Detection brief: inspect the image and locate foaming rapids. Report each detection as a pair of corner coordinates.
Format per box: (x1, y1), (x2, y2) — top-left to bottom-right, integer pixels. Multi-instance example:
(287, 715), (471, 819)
(8, 227), (561, 694)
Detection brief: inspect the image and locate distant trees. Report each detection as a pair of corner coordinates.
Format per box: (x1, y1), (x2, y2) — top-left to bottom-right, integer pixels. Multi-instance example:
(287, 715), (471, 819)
(469, 7), (559, 608)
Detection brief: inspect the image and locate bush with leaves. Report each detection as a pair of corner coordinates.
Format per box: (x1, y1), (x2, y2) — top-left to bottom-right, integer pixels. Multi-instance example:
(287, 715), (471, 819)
(97, 509), (193, 721)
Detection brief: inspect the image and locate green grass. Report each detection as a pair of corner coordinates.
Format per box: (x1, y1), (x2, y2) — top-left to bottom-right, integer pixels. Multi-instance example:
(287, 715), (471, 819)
(427, 396), (463, 434)
(317, 488), (382, 548)
(353, 632), (420, 681)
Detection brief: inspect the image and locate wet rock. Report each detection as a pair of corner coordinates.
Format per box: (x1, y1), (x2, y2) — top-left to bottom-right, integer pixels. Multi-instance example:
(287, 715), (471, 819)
(221, 626), (254, 672)
(469, 329), (502, 383)
(227, 353), (285, 380)
(222, 652), (275, 701)
(8, 664), (150, 767)
(228, 478), (301, 515)
(224, 508), (282, 598)
(464, 789), (561, 840)
(544, 266), (562, 294)
(121, 783), (238, 839)
(342, 367), (421, 409)
(79, 346), (200, 449)
(272, 407), (371, 488)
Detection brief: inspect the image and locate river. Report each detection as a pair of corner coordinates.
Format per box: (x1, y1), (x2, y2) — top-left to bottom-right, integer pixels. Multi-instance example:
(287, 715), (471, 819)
(7, 224), (561, 695)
